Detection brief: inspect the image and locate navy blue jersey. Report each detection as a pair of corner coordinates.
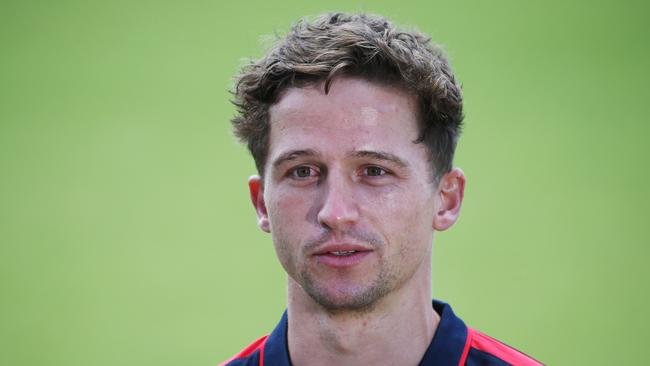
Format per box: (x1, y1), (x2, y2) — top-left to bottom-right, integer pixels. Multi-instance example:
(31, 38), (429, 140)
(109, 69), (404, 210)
(220, 300), (542, 366)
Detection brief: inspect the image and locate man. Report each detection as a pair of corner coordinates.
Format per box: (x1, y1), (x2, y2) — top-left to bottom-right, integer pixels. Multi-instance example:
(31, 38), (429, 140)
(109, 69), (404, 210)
(222, 13), (541, 366)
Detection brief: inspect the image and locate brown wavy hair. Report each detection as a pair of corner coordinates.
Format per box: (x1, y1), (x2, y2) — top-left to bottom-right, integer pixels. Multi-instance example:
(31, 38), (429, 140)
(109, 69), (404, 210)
(231, 13), (463, 181)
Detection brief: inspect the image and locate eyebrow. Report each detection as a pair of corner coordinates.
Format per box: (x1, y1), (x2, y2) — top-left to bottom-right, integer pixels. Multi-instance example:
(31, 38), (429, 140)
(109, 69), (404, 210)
(348, 150), (409, 168)
(272, 149), (321, 169)
(271, 149), (410, 170)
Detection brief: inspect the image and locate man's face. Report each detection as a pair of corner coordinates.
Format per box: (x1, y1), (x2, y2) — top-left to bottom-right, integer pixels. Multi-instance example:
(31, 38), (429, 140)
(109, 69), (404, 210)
(250, 77), (458, 311)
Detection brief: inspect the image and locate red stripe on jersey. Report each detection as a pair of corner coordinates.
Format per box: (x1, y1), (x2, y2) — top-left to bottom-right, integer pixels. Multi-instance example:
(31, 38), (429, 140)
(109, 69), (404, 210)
(467, 328), (542, 366)
(458, 327), (472, 366)
(219, 335), (268, 366)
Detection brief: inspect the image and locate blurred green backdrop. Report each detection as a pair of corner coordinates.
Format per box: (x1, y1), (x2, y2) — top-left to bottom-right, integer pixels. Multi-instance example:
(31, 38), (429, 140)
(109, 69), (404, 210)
(1, 0), (648, 365)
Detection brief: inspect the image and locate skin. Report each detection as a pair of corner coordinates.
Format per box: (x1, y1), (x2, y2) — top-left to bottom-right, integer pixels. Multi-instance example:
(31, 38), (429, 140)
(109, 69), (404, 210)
(248, 77), (465, 366)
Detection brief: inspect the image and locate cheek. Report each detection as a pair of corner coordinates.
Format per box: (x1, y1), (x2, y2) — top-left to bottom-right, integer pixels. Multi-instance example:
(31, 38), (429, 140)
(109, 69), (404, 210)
(267, 188), (312, 233)
(359, 185), (435, 250)
(266, 189), (313, 272)
(361, 184), (435, 223)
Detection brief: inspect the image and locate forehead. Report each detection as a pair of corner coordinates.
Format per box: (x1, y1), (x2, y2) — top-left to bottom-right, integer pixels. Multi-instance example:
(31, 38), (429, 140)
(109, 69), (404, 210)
(271, 78), (415, 119)
(267, 78), (422, 160)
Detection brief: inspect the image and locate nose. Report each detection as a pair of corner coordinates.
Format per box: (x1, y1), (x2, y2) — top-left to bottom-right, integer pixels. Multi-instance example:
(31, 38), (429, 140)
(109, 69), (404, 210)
(317, 174), (360, 231)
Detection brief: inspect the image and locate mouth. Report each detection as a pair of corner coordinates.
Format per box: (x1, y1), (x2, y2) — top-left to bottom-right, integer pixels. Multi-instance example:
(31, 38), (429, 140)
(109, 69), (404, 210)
(313, 245), (373, 268)
(328, 250), (361, 256)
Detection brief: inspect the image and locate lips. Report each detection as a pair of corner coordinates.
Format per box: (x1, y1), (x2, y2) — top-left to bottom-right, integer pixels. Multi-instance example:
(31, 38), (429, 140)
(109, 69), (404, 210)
(312, 244), (373, 268)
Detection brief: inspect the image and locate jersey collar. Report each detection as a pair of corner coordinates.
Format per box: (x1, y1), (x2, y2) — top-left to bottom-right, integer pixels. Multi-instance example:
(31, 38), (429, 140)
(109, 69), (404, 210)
(263, 300), (468, 366)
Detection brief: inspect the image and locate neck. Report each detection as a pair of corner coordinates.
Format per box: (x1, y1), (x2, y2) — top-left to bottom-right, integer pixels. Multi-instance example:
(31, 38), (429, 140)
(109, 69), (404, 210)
(287, 260), (438, 366)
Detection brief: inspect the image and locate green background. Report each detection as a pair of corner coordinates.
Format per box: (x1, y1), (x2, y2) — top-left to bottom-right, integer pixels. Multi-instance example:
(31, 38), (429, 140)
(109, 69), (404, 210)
(1, 0), (648, 365)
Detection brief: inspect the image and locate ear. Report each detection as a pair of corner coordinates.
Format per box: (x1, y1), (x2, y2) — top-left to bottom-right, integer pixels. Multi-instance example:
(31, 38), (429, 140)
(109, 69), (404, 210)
(248, 175), (270, 233)
(432, 168), (466, 231)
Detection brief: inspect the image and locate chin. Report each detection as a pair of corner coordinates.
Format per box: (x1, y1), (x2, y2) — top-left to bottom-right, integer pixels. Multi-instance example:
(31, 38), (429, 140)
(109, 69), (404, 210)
(300, 276), (391, 313)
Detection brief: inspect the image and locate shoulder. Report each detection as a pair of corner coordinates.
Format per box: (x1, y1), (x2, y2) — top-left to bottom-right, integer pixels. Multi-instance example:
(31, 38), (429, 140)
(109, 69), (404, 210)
(461, 328), (543, 366)
(219, 335), (268, 366)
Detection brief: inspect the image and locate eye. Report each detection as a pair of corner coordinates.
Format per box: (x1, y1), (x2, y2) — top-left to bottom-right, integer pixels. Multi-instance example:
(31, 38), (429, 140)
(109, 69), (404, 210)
(290, 166), (317, 178)
(364, 166), (387, 177)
